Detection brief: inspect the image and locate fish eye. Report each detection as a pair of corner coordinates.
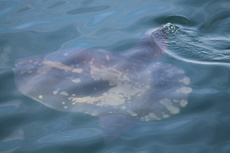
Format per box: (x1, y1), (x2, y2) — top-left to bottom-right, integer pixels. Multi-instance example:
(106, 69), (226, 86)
(162, 23), (179, 34)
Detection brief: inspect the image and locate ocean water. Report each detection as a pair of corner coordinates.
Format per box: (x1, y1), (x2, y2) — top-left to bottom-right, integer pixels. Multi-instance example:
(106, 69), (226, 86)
(0, 0), (230, 153)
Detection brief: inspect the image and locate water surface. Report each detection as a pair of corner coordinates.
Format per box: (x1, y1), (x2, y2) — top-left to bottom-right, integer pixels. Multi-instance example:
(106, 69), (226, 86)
(0, 0), (230, 153)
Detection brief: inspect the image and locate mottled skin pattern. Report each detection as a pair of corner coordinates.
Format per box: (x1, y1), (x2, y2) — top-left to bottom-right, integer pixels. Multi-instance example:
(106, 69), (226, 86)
(14, 24), (192, 141)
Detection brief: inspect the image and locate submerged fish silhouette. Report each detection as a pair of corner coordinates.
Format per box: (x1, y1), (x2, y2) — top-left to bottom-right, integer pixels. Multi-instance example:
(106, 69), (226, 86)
(13, 23), (192, 142)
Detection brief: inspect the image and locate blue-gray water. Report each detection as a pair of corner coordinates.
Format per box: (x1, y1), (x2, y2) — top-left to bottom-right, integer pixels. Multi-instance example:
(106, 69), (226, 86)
(1, 0), (230, 153)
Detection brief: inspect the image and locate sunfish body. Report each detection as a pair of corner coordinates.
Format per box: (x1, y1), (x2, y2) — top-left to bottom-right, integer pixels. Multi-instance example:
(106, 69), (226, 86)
(13, 23), (192, 141)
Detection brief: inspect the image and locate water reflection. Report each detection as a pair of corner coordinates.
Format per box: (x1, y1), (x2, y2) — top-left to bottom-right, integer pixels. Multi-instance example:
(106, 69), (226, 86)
(0, 0), (230, 152)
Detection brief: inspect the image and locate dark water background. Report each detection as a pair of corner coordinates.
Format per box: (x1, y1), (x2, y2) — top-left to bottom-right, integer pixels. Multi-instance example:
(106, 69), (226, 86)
(0, 0), (230, 152)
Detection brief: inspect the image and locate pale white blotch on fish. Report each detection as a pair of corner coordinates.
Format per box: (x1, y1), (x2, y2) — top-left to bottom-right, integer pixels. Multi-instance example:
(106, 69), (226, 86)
(179, 77), (190, 85)
(176, 87), (192, 94)
(53, 89), (59, 95)
(60, 91), (69, 96)
(72, 68), (83, 73)
(106, 55), (110, 61)
(180, 100), (188, 107)
(159, 98), (180, 115)
(72, 78), (81, 83)
(161, 112), (170, 118)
